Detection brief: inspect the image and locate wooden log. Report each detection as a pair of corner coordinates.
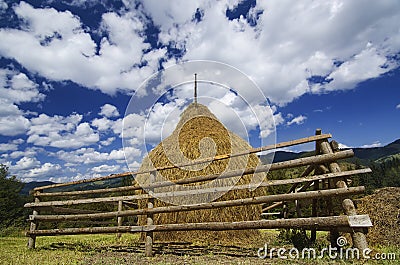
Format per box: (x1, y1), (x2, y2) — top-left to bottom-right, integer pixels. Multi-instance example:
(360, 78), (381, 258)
(145, 172), (155, 257)
(117, 200), (123, 239)
(27, 215), (350, 236)
(262, 201), (283, 212)
(35, 185), (142, 197)
(26, 150), (357, 207)
(318, 136), (369, 251)
(27, 197), (39, 249)
(25, 168), (370, 209)
(287, 164), (315, 193)
(39, 206), (102, 214)
(33, 134), (333, 192)
(31, 187), (365, 222)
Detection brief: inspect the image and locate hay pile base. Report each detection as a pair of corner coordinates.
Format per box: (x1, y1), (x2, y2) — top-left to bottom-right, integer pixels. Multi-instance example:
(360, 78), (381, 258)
(136, 103), (266, 244)
(356, 187), (400, 246)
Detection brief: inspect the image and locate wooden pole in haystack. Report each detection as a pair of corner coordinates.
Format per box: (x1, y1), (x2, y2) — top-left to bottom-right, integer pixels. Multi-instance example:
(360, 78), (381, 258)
(194, 73), (198, 104)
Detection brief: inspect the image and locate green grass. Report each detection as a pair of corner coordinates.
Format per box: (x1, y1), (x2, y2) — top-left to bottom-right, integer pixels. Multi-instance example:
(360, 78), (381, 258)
(0, 230), (398, 265)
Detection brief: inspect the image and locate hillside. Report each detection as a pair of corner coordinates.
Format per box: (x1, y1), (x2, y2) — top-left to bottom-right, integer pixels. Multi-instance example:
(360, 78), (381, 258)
(266, 138), (400, 164)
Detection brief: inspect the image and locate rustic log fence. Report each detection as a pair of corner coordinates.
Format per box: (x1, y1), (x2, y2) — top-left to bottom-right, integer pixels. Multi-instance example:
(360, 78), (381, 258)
(25, 130), (372, 257)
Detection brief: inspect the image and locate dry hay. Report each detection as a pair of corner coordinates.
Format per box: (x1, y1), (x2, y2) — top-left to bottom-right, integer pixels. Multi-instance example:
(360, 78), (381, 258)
(136, 103), (267, 243)
(356, 187), (400, 246)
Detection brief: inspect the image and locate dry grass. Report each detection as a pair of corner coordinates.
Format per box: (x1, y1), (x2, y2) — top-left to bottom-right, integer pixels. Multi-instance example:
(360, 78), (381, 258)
(136, 103), (266, 243)
(356, 187), (400, 246)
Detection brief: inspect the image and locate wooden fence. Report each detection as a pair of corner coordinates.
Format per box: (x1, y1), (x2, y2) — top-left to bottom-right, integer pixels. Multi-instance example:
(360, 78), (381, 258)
(25, 129), (372, 257)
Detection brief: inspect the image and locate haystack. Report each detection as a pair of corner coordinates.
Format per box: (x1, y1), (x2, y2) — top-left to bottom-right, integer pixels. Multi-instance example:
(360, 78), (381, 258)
(137, 103), (267, 244)
(356, 187), (400, 246)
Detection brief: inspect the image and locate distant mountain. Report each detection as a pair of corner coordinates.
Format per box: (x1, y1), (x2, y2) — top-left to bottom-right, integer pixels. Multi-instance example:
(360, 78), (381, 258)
(21, 175), (132, 195)
(20, 181), (56, 195)
(352, 139), (400, 161)
(260, 139), (400, 164)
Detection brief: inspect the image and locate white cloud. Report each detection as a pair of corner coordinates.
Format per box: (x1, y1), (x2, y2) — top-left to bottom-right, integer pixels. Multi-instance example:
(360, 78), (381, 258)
(361, 141), (381, 148)
(0, 0), (7, 10)
(0, 108), (30, 136)
(11, 156), (40, 171)
(0, 2), (166, 95)
(100, 137), (115, 146)
(99, 104), (120, 118)
(0, 69), (44, 136)
(1, 1), (398, 104)
(91, 164), (121, 174)
(21, 162), (62, 181)
(0, 69), (44, 104)
(153, 0), (400, 105)
(0, 143), (18, 152)
(27, 113), (99, 149)
(287, 115), (307, 126)
(396, 104), (400, 109)
(55, 146), (141, 165)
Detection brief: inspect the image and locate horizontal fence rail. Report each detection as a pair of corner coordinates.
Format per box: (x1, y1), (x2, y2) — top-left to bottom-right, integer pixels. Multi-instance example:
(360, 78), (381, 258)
(30, 187), (365, 222)
(28, 215), (353, 236)
(32, 134), (332, 192)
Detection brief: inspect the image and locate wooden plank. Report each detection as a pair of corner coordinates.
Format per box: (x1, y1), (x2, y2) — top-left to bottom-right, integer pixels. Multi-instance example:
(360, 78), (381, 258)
(32, 149), (357, 201)
(348, 215), (373, 228)
(31, 187), (365, 221)
(25, 167), (370, 208)
(27, 215), (349, 236)
(33, 134), (332, 191)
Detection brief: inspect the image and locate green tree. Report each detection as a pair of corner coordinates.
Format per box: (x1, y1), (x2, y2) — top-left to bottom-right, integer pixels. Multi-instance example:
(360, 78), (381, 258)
(0, 164), (29, 228)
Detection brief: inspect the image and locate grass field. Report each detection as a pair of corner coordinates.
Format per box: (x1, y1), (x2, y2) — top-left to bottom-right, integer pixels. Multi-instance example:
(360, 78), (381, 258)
(0, 229), (398, 265)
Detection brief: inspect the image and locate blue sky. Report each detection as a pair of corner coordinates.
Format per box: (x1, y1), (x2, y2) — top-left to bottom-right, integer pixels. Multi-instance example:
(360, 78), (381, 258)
(0, 0), (399, 183)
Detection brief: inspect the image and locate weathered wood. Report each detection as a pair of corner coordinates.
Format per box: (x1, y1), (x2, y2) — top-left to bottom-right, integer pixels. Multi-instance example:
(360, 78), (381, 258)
(262, 201), (283, 212)
(35, 149), (339, 199)
(27, 215), (351, 236)
(287, 165), (315, 193)
(117, 200), (123, 239)
(33, 134), (332, 192)
(26, 168), (370, 209)
(25, 167), (369, 209)
(26, 150), (358, 208)
(35, 185), (142, 197)
(27, 197), (39, 249)
(318, 137), (369, 251)
(40, 206), (102, 214)
(31, 187), (365, 222)
(145, 172), (155, 257)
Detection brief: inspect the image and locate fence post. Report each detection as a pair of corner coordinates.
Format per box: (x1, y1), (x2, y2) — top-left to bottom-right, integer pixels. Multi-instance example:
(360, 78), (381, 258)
(145, 171), (155, 257)
(117, 200), (123, 239)
(316, 129), (368, 251)
(27, 195), (40, 249)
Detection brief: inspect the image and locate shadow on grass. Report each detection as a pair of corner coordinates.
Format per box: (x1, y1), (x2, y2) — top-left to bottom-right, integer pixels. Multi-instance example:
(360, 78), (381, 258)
(40, 241), (259, 258)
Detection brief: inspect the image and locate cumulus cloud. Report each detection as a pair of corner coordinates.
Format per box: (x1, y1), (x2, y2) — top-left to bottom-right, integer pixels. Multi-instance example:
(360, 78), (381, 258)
(56, 146), (141, 165)
(0, 2), (166, 95)
(99, 104), (120, 118)
(0, 69), (45, 136)
(287, 115), (307, 126)
(91, 164), (121, 174)
(0, 69), (44, 104)
(27, 113), (99, 149)
(151, 0), (400, 105)
(0, 142), (18, 152)
(11, 156), (40, 171)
